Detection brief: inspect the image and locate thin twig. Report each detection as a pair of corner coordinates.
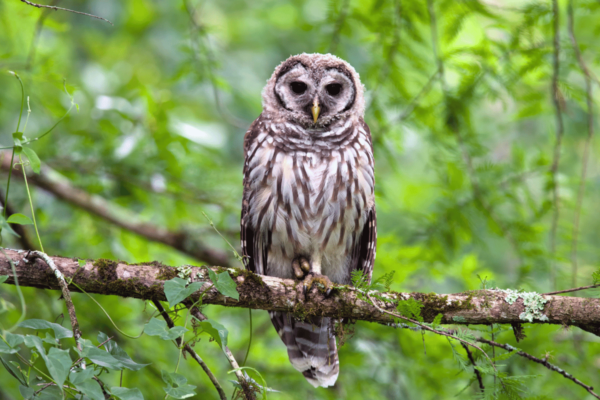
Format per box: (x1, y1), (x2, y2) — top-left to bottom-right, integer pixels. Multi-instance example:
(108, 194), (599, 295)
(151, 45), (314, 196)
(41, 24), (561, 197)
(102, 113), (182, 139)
(152, 300), (227, 400)
(544, 283), (600, 296)
(478, 338), (600, 399)
(329, 0), (350, 54)
(19, 0), (113, 25)
(365, 292), (498, 373)
(25, 251), (85, 368)
(186, 303), (257, 400)
(549, 0), (564, 291)
(461, 342), (484, 393)
(568, 0), (594, 288)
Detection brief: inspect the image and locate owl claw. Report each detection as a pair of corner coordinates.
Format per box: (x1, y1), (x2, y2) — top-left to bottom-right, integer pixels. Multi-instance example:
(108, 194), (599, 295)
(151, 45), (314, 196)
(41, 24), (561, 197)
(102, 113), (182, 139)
(302, 273), (334, 297)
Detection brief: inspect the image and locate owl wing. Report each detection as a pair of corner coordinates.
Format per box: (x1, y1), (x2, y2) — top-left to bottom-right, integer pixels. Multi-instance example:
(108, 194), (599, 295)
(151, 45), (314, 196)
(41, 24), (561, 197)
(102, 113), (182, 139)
(241, 115), (267, 275)
(350, 118), (376, 285)
(352, 206), (377, 285)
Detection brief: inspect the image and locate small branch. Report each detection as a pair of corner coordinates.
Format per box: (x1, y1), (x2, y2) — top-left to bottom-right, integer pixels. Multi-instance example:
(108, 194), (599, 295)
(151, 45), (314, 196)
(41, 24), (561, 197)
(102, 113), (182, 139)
(461, 343), (484, 393)
(152, 300), (227, 400)
(365, 292), (497, 373)
(186, 303), (257, 400)
(0, 155), (233, 267)
(568, 0), (594, 288)
(25, 251), (85, 368)
(544, 283), (600, 296)
(477, 338), (600, 399)
(549, 0), (565, 291)
(20, 0), (113, 25)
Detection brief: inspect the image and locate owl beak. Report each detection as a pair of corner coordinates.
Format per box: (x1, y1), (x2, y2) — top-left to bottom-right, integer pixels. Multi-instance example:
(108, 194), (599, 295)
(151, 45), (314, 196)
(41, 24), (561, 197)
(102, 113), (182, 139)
(311, 98), (321, 123)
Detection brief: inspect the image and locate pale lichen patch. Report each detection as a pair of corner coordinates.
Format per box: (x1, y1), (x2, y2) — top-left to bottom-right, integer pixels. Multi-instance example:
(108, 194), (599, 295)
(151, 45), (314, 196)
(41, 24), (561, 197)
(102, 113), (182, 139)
(498, 288), (549, 322)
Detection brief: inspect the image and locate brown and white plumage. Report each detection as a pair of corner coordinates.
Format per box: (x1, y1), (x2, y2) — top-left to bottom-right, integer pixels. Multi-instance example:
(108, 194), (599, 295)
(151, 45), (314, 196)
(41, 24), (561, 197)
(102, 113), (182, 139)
(240, 53), (376, 388)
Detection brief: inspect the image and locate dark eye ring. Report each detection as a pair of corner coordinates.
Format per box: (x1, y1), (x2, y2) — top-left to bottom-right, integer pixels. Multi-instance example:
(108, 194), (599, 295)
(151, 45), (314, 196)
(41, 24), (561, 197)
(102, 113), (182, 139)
(325, 83), (342, 96)
(290, 82), (307, 94)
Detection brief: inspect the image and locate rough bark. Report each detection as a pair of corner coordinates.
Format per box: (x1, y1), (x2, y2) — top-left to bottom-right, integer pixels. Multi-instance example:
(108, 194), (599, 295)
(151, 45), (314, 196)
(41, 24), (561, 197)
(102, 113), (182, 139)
(1, 248), (599, 331)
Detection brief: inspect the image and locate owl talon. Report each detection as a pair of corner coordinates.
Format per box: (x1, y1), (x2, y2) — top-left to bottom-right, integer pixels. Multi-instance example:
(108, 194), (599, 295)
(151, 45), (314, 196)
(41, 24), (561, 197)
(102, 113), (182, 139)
(302, 273), (334, 297)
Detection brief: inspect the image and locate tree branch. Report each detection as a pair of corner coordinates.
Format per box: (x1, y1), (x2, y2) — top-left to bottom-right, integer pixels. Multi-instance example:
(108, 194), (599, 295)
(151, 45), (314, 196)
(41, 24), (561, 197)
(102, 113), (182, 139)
(1, 248), (600, 331)
(0, 155), (233, 267)
(20, 0), (113, 25)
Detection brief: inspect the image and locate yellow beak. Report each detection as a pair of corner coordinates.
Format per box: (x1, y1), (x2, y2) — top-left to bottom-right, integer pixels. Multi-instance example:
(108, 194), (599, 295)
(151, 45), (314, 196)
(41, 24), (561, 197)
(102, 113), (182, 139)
(311, 98), (320, 123)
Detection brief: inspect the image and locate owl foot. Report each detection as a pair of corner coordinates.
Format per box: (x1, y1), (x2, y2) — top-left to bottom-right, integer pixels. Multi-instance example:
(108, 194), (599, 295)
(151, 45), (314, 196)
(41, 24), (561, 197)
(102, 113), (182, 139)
(303, 273), (334, 297)
(291, 257), (311, 280)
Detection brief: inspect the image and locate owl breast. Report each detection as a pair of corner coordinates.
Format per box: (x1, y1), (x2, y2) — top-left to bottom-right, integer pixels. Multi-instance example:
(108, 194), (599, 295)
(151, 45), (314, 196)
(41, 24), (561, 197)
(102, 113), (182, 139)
(244, 116), (374, 284)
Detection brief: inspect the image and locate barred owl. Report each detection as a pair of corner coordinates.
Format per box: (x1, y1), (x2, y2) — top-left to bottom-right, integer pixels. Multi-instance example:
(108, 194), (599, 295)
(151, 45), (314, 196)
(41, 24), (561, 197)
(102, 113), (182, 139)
(240, 53), (376, 388)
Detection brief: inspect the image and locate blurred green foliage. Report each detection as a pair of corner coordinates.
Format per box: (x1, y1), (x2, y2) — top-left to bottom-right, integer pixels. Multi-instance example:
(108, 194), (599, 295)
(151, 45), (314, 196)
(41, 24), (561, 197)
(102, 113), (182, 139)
(1, 0), (600, 398)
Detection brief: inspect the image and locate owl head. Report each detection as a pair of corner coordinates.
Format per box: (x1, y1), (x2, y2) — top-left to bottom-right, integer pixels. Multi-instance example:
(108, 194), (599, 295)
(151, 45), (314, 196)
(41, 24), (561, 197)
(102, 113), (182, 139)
(262, 53), (365, 128)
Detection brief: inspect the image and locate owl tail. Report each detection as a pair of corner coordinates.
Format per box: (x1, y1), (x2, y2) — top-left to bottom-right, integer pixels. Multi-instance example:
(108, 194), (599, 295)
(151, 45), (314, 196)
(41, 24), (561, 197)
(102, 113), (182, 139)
(269, 311), (339, 388)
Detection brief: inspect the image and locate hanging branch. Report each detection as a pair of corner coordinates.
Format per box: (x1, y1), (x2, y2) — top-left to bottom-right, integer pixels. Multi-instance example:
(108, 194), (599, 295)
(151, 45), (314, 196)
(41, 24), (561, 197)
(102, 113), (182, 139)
(567, 0), (595, 288)
(461, 343), (485, 393)
(549, 0), (565, 291)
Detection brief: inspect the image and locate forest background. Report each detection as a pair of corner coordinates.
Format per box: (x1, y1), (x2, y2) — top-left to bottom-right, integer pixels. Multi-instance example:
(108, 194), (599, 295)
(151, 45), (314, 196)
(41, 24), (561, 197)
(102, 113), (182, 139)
(1, 0), (599, 399)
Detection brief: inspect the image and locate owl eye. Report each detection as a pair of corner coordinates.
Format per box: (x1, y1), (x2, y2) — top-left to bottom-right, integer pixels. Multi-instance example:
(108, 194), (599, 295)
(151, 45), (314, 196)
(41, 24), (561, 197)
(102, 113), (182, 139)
(325, 83), (342, 96)
(290, 82), (307, 94)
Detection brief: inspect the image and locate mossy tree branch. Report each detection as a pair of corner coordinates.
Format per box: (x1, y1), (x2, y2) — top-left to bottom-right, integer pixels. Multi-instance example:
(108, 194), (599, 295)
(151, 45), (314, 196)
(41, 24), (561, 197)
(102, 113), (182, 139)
(1, 248), (599, 332)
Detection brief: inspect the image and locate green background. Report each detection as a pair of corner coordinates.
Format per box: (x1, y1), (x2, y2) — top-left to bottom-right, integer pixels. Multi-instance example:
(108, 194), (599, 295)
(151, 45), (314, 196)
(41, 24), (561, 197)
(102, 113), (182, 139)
(1, 0), (599, 398)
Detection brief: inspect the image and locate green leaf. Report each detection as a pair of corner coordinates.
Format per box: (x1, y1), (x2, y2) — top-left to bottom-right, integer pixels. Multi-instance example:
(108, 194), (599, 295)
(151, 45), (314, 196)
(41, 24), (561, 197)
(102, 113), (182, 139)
(161, 370), (196, 399)
(0, 276), (8, 284)
(431, 313), (443, 329)
(214, 271), (240, 300)
(12, 132), (24, 141)
(111, 387), (145, 400)
(200, 318), (228, 350)
(69, 367), (96, 384)
(45, 347), (72, 390)
(397, 298), (424, 322)
(1, 356), (27, 385)
(36, 385), (62, 399)
(593, 269), (600, 285)
(0, 215), (20, 237)
(0, 333), (24, 354)
(164, 278), (203, 307)
(75, 379), (105, 400)
(144, 318), (188, 341)
(6, 213), (33, 225)
(0, 340), (19, 354)
(19, 385), (35, 399)
(22, 147), (41, 174)
(85, 347), (124, 370)
(78, 259), (87, 268)
(98, 334), (148, 371)
(19, 319), (73, 339)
